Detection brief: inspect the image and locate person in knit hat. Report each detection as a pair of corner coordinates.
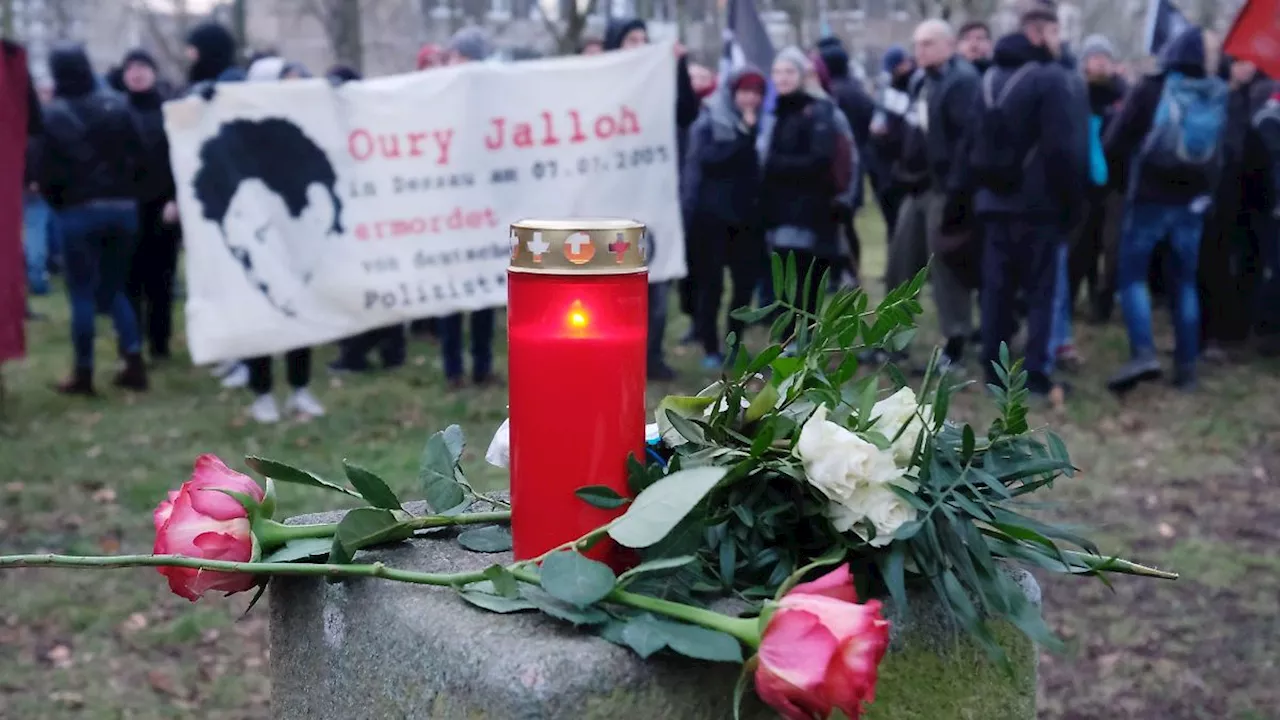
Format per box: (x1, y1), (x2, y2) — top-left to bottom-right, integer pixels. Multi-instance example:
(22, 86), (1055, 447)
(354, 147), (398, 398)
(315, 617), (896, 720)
(683, 65), (768, 367)
(446, 27), (492, 65)
(869, 45), (915, 238)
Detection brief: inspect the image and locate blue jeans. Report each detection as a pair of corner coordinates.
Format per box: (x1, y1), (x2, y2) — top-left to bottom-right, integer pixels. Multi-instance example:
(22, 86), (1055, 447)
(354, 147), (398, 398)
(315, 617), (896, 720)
(1117, 202), (1202, 367)
(23, 192), (51, 294)
(981, 218), (1059, 390)
(1048, 242), (1072, 372)
(441, 309), (495, 381)
(648, 280), (670, 366)
(60, 201), (142, 370)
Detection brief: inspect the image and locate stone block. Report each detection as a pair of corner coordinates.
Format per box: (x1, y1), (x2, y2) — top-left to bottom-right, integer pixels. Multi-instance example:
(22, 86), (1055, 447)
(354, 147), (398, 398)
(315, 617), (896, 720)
(270, 503), (1039, 719)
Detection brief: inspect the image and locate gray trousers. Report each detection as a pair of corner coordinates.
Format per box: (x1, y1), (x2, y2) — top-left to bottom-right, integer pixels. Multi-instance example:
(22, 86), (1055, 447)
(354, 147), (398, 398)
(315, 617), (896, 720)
(887, 190), (974, 341)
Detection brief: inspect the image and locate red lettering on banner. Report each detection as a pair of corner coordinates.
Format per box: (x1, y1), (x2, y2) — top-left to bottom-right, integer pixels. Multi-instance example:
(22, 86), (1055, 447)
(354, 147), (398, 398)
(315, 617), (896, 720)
(594, 114), (616, 139)
(349, 128), (454, 165)
(540, 111), (560, 145)
(512, 122), (534, 149)
(349, 129), (374, 160)
(568, 110), (588, 143)
(408, 132), (429, 157)
(484, 119), (506, 150)
(433, 129), (454, 165)
(617, 105), (640, 136)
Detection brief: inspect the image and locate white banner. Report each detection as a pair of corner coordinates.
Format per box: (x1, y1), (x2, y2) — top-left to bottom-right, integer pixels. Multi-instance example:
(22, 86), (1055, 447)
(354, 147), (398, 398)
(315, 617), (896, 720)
(165, 44), (684, 364)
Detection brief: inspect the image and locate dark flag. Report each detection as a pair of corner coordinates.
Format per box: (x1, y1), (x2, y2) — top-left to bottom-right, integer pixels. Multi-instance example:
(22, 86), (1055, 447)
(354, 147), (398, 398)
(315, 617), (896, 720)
(0, 42), (34, 363)
(1224, 0), (1280, 80)
(1144, 0), (1193, 56)
(719, 0), (775, 86)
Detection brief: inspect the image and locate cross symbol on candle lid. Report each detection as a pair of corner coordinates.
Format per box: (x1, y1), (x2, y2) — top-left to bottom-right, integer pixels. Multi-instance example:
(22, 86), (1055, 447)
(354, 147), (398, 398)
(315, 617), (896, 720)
(527, 231), (550, 262)
(608, 233), (630, 263)
(564, 231), (596, 265)
(508, 228), (520, 259)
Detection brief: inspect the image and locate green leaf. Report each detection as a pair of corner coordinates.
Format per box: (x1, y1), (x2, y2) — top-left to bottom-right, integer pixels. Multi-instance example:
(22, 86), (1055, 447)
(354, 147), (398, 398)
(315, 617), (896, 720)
(961, 425), (976, 463)
(774, 545), (847, 599)
(245, 457), (361, 499)
(574, 485), (630, 510)
(655, 395), (717, 445)
(744, 385), (779, 424)
(619, 614), (670, 659)
(328, 508), (414, 565)
(419, 430), (466, 512)
(609, 467), (728, 548)
(243, 583), (268, 616)
(616, 555), (697, 585)
(259, 478), (277, 520)
(745, 344), (784, 376)
(342, 461), (403, 510)
(540, 551), (617, 607)
(459, 583), (537, 614)
(653, 618), (744, 663)
(887, 327), (917, 352)
(483, 565), (519, 598)
(730, 303), (778, 324)
(442, 424), (465, 464)
(457, 526), (513, 553)
(664, 410), (706, 445)
(213, 489), (261, 518)
(783, 252), (798, 304)
(734, 658), (757, 720)
(520, 585), (610, 625)
(262, 538), (333, 564)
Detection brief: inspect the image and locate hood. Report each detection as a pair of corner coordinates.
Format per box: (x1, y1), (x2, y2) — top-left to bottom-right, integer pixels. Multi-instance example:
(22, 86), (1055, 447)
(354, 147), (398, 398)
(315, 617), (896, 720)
(604, 18), (646, 51)
(819, 42), (851, 79)
(123, 48), (157, 71)
(246, 56), (285, 82)
(1160, 27), (1205, 78)
(992, 33), (1053, 69)
(186, 22), (238, 84)
(1058, 45), (1078, 72)
(50, 44), (97, 98)
(327, 65), (361, 83)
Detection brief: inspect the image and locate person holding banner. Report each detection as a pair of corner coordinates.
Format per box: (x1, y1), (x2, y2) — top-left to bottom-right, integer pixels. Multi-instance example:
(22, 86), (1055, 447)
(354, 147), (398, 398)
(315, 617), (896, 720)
(40, 45), (149, 396)
(603, 16), (701, 382)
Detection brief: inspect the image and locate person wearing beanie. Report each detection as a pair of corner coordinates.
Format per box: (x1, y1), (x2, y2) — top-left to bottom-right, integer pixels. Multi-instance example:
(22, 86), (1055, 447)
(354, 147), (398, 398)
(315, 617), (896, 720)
(416, 43), (443, 71)
(883, 19), (980, 376)
(682, 65), (767, 366)
(870, 45), (915, 238)
(601, 16), (700, 383)
(759, 47), (841, 335)
(1103, 26), (1226, 393)
(184, 23), (244, 87)
(119, 47), (181, 364)
(446, 27), (492, 65)
(39, 44), (150, 395)
(817, 37), (876, 280)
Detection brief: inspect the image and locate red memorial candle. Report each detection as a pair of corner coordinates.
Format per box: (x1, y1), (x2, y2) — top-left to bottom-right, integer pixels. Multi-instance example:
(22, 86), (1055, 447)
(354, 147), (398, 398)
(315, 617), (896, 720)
(507, 219), (648, 567)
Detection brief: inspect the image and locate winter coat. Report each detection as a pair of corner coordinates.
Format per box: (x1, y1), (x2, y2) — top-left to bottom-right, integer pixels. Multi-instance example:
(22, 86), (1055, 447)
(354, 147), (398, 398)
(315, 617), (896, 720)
(1220, 68), (1274, 214)
(1103, 27), (1222, 206)
(819, 44), (876, 148)
(682, 79), (761, 228)
(968, 33), (1084, 221)
(39, 45), (145, 208)
(124, 56), (175, 205)
(758, 91), (839, 255)
(916, 55), (981, 192)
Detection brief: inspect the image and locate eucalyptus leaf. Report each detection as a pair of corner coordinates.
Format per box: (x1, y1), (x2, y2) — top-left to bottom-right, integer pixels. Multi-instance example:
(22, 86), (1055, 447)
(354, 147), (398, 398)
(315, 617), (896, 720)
(609, 467), (728, 549)
(653, 618), (744, 663)
(483, 565), (519, 598)
(616, 555), (698, 585)
(457, 526), (513, 553)
(574, 485), (630, 510)
(619, 614), (670, 659)
(342, 461), (403, 510)
(442, 424), (466, 464)
(459, 584), (537, 614)
(520, 585), (610, 625)
(420, 430), (466, 512)
(245, 457), (361, 499)
(540, 551), (617, 607)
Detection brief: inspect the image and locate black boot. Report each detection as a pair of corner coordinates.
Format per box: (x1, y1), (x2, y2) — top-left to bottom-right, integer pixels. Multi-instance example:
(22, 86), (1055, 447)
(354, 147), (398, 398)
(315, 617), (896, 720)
(114, 353), (149, 392)
(1107, 355), (1162, 395)
(1172, 364), (1198, 392)
(55, 367), (96, 397)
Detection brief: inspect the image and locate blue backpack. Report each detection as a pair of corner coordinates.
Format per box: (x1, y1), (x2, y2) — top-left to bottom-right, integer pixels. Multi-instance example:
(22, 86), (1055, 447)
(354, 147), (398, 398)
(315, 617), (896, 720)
(1140, 72), (1228, 173)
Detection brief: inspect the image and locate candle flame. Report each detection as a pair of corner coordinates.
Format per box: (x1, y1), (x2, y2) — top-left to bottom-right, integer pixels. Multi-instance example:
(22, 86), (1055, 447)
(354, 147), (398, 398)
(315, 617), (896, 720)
(567, 301), (589, 330)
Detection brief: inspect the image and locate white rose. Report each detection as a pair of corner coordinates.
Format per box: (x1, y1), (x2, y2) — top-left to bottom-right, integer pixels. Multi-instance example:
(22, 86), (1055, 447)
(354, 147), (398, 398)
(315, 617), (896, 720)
(872, 387), (930, 466)
(797, 406), (903, 503)
(485, 419), (511, 468)
(839, 483), (918, 547)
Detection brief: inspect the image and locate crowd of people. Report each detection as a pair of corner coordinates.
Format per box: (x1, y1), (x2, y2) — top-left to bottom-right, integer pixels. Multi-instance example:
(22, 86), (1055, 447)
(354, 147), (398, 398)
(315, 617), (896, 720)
(18, 1), (1280, 426)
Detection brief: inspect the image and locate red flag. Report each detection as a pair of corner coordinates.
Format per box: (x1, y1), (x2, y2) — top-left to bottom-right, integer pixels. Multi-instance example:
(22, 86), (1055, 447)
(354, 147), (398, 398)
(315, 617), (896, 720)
(0, 43), (32, 363)
(1224, 0), (1280, 79)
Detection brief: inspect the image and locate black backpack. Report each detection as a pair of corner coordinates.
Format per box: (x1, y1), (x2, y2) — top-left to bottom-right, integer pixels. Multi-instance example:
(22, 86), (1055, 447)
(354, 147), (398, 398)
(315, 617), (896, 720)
(969, 64), (1037, 195)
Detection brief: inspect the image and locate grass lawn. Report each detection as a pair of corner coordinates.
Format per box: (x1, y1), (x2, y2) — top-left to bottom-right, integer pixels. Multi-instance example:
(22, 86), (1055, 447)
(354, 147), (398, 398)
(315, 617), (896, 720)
(2, 212), (1278, 719)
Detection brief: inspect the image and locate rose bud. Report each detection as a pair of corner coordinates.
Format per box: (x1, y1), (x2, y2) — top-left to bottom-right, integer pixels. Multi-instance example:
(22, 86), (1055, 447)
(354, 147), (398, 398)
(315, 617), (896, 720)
(153, 455), (266, 601)
(754, 565), (890, 720)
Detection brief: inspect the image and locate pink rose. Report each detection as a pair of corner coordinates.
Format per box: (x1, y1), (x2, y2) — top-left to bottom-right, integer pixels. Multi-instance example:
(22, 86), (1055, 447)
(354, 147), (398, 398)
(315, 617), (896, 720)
(153, 455), (265, 601)
(755, 565), (890, 720)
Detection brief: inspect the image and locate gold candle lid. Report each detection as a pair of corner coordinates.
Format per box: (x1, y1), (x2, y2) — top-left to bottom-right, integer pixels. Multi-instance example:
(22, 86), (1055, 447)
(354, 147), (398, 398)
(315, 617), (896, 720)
(509, 218), (648, 275)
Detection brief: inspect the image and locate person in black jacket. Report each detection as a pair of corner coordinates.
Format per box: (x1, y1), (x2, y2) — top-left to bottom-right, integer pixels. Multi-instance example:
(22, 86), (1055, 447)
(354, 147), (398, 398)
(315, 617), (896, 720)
(1199, 57), (1274, 355)
(760, 48), (839, 329)
(1072, 34), (1129, 323)
(603, 18), (700, 382)
(683, 66), (766, 366)
(1103, 26), (1226, 392)
(1253, 90), (1280, 354)
(970, 8), (1082, 397)
(885, 19), (980, 373)
(870, 46), (915, 239)
(957, 21), (994, 75)
(119, 49), (180, 362)
(184, 22), (247, 87)
(818, 37), (876, 279)
(40, 44), (148, 395)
